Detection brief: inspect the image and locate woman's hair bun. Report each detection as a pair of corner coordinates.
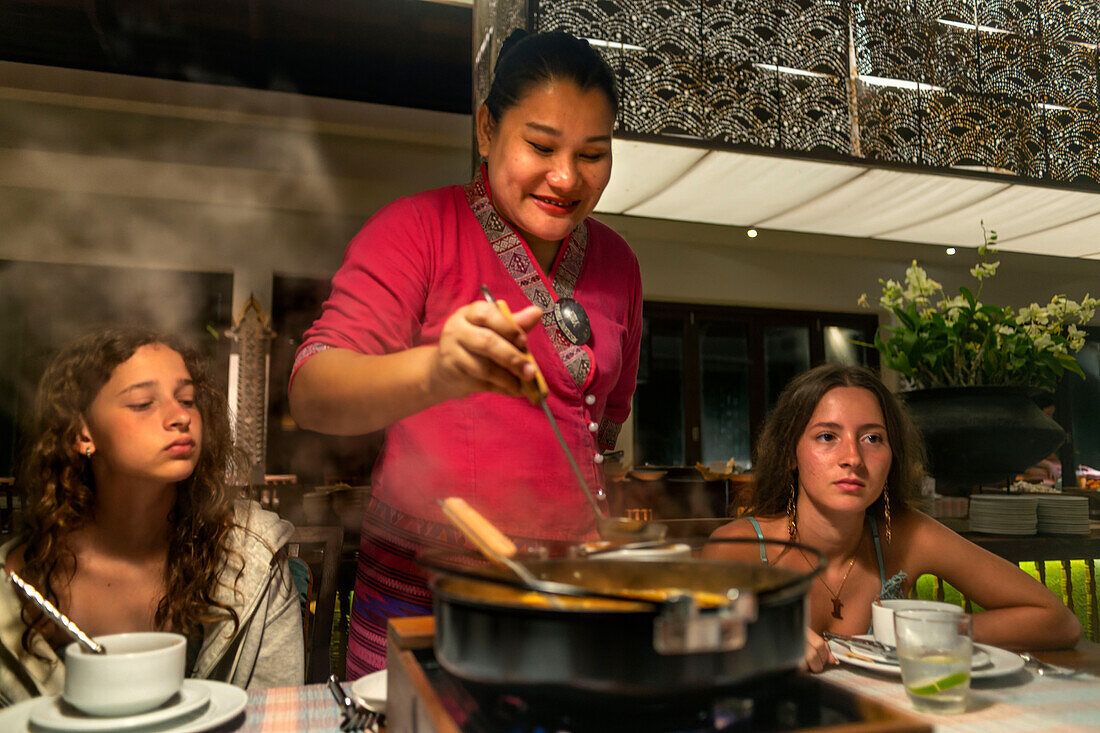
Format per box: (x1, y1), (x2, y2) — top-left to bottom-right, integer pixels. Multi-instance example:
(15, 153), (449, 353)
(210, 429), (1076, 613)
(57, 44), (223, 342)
(495, 28), (528, 73)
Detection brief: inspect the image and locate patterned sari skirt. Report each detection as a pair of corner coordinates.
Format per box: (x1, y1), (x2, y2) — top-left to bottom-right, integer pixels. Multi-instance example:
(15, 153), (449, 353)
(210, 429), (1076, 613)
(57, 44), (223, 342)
(344, 496), (574, 677)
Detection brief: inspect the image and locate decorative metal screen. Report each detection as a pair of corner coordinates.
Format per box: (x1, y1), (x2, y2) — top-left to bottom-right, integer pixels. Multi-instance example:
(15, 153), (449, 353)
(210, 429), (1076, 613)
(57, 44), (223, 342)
(474, 0), (1100, 187)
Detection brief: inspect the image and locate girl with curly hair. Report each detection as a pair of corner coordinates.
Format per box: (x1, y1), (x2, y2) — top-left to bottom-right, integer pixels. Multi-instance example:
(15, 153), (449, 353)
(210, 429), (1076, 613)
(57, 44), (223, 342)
(0, 327), (302, 704)
(709, 364), (1080, 672)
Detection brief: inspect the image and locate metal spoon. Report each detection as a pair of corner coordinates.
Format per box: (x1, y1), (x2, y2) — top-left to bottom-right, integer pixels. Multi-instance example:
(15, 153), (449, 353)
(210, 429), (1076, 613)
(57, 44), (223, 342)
(7, 570), (105, 654)
(479, 286), (667, 543)
(1018, 652), (1078, 677)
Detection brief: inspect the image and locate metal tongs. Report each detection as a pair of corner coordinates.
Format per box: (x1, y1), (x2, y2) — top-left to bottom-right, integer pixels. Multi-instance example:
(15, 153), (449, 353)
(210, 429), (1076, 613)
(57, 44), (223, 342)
(7, 570), (105, 654)
(479, 285), (667, 543)
(327, 675), (382, 732)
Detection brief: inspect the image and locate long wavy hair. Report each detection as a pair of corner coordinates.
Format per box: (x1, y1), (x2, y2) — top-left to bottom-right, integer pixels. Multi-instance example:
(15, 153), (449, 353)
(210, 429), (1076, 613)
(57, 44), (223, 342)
(748, 364), (926, 519)
(16, 327), (243, 654)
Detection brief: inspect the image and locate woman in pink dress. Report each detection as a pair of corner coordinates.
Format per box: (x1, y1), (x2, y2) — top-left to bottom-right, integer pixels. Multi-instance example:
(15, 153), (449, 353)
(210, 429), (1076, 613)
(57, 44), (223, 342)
(289, 30), (642, 676)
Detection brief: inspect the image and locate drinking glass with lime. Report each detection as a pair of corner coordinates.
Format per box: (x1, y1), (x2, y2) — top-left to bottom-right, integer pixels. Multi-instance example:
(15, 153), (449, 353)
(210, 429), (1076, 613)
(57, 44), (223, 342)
(894, 609), (973, 714)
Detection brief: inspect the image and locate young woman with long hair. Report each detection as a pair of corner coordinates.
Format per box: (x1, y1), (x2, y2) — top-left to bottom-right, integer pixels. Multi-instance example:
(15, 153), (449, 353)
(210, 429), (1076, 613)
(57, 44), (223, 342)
(710, 364), (1080, 672)
(0, 327), (302, 704)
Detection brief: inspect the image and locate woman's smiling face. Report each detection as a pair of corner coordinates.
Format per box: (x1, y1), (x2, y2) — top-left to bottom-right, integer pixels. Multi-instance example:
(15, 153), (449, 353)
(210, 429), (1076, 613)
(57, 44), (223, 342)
(476, 79), (614, 255)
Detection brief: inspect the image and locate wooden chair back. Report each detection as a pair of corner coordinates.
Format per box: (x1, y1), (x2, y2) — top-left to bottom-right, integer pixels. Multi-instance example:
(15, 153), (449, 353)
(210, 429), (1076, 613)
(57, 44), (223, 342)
(288, 524), (343, 682)
(916, 559), (1099, 643)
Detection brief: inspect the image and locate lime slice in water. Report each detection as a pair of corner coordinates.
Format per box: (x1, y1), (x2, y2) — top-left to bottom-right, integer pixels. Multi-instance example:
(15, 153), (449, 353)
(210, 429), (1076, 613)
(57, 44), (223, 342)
(908, 671), (970, 696)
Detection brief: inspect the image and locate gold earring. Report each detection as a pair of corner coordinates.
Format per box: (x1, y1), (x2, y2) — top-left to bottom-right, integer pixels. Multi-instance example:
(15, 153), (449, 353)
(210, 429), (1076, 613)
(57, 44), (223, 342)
(786, 481), (798, 540)
(883, 487), (892, 544)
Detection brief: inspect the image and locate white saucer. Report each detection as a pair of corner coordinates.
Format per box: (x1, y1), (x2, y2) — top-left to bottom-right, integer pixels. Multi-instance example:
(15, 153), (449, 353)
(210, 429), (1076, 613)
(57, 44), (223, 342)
(350, 669), (387, 714)
(0, 679), (247, 733)
(828, 636), (1024, 679)
(30, 680), (211, 731)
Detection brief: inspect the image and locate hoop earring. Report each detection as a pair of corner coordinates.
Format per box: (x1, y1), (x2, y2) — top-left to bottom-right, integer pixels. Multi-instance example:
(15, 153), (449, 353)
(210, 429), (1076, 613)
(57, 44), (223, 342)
(883, 487), (892, 544)
(786, 481), (798, 541)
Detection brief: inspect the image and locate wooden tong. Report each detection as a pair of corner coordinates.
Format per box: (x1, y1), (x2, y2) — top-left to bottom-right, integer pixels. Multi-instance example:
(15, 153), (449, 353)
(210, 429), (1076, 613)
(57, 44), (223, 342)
(479, 285), (548, 405)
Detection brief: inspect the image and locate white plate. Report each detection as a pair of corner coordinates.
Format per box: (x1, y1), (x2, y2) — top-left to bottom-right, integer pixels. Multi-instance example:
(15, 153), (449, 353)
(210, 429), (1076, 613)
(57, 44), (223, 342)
(350, 669), (387, 714)
(831, 637), (990, 669)
(0, 680), (247, 733)
(29, 679), (211, 731)
(828, 636), (1024, 679)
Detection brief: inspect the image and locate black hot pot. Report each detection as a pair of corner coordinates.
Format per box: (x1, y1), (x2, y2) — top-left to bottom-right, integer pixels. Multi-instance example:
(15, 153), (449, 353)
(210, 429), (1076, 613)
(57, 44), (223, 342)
(420, 538), (821, 707)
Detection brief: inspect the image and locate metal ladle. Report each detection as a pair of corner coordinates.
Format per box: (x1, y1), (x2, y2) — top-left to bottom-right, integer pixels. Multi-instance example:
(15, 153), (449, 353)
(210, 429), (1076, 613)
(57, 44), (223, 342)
(438, 498), (683, 609)
(7, 570), (105, 654)
(440, 497), (565, 608)
(479, 285), (667, 543)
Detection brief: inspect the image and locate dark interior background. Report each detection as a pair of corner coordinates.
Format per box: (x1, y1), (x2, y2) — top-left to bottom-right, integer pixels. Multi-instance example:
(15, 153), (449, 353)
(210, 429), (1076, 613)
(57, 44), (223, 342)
(0, 0), (474, 113)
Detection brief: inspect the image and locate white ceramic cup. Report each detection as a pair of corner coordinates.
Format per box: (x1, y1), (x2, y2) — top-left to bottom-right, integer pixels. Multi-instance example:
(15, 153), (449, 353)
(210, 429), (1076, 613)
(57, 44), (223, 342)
(64, 632), (186, 716)
(872, 599), (963, 647)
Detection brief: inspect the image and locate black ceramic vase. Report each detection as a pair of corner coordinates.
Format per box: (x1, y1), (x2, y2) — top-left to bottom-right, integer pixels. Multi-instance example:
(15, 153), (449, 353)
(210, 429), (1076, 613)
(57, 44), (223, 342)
(903, 386), (1066, 495)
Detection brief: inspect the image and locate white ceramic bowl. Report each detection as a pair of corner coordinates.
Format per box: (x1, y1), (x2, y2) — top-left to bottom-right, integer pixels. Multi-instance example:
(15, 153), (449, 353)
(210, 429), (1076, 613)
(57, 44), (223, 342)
(872, 599), (963, 647)
(593, 543), (692, 561)
(64, 632), (186, 716)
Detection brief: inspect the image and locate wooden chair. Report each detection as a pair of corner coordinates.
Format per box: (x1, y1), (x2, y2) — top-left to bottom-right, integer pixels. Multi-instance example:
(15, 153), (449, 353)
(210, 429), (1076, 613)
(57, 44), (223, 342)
(0, 479), (15, 537)
(915, 559), (1100, 643)
(288, 525), (343, 683)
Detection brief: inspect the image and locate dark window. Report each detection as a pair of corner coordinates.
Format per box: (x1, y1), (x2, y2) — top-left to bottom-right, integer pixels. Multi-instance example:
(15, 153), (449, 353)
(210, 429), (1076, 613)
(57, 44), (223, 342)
(1059, 326), (1100, 477)
(266, 275), (382, 486)
(633, 302), (878, 469)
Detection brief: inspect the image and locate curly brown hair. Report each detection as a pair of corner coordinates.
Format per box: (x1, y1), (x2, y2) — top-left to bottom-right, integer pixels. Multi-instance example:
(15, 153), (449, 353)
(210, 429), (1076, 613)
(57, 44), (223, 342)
(748, 364), (926, 519)
(15, 327), (243, 654)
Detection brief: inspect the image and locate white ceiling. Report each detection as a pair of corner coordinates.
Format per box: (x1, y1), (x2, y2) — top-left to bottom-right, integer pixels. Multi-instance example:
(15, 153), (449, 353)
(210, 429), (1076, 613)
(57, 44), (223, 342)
(598, 139), (1100, 259)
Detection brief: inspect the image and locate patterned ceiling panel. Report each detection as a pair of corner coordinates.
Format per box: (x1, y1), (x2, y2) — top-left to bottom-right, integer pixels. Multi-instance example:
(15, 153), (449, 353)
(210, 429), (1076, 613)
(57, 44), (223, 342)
(1037, 0), (1096, 46)
(476, 0), (1100, 189)
(978, 0), (1038, 38)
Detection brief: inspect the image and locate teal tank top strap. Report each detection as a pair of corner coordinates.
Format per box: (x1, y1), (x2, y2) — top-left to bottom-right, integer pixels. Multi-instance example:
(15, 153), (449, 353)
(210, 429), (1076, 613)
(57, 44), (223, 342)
(870, 516), (887, 588)
(746, 517), (769, 566)
(869, 516), (908, 600)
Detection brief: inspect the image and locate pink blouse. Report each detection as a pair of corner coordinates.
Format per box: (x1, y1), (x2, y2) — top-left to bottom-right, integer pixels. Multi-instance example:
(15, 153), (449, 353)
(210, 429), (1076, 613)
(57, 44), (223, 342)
(293, 171), (642, 541)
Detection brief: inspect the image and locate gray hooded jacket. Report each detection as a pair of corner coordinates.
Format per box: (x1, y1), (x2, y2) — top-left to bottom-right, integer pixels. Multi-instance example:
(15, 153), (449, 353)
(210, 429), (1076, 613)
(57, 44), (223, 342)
(0, 500), (304, 706)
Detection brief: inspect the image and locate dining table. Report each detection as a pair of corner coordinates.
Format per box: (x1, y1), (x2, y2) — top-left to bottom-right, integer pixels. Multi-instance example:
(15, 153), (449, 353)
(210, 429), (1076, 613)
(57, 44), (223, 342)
(201, 637), (1100, 732)
(820, 637), (1100, 732)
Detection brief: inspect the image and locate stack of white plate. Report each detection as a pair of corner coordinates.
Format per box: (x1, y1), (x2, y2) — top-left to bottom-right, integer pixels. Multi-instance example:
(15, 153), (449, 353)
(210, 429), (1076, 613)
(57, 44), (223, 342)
(968, 495), (1038, 535)
(1036, 495), (1091, 535)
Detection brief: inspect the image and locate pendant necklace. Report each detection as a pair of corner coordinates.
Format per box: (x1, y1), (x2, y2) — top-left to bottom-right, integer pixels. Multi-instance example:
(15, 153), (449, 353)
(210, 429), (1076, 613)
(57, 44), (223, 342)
(799, 531), (863, 620)
(553, 296), (591, 346)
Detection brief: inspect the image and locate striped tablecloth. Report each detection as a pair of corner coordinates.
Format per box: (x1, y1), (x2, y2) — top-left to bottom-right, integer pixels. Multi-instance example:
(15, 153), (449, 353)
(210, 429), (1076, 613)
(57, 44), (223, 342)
(220, 669), (1100, 732)
(821, 664), (1100, 732)
(212, 683), (344, 732)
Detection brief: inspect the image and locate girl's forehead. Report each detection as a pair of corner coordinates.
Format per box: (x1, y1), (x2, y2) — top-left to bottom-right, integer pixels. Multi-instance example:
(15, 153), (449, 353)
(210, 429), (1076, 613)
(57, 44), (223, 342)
(809, 386), (885, 420)
(105, 344), (190, 387)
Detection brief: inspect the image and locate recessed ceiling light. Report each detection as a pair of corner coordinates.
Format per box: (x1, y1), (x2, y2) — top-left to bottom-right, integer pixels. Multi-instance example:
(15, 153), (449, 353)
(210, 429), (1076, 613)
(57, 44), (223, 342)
(747, 229), (758, 238)
(946, 247), (956, 255)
